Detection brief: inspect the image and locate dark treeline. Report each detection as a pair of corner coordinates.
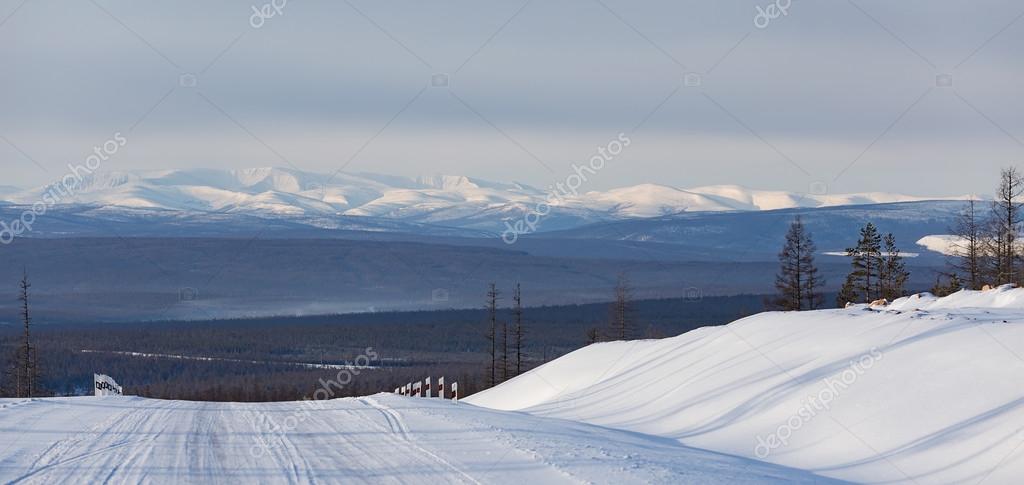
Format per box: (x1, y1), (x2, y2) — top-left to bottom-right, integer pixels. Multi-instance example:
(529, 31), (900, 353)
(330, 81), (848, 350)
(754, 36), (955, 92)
(0, 293), (765, 400)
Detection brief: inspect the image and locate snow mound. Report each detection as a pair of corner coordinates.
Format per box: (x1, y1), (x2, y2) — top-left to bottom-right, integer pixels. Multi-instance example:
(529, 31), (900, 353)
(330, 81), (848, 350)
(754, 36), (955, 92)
(467, 288), (1024, 484)
(887, 284), (1024, 311)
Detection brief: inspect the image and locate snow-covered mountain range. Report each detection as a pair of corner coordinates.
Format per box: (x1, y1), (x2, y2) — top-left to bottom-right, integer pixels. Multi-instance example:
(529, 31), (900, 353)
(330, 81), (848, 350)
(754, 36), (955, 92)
(0, 167), (967, 232)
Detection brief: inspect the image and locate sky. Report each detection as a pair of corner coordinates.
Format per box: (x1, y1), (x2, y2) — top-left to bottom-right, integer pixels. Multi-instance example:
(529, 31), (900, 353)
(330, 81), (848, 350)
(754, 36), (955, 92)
(1, 0), (1022, 197)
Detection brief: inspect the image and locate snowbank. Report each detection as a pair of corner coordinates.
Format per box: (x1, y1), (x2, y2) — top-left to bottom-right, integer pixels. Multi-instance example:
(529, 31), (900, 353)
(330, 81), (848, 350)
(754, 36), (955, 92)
(467, 288), (1024, 484)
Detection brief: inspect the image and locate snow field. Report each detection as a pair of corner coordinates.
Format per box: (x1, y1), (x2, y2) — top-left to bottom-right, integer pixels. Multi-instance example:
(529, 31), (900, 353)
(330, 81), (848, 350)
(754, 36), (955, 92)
(468, 287), (1024, 484)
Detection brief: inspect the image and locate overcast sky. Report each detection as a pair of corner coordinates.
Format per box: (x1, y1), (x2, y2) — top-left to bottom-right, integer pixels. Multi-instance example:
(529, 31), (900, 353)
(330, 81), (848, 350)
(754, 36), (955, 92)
(1, 0), (1022, 196)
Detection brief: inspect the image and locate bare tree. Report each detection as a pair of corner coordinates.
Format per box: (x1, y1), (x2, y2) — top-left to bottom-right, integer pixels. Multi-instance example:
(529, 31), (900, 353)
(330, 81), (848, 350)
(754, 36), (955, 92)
(609, 273), (634, 340)
(484, 283), (500, 387)
(500, 318), (509, 382)
(949, 198), (985, 289)
(989, 167), (1023, 285)
(584, 327), (601, 345)
(512, 283), (524, 377)
(9, 270), (39, 398)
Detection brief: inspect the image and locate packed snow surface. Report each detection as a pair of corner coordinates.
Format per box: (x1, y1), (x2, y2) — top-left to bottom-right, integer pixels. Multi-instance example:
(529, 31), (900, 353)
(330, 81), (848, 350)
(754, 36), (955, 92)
(0, 394), (831, 484)
(467, 286), (1024, 484)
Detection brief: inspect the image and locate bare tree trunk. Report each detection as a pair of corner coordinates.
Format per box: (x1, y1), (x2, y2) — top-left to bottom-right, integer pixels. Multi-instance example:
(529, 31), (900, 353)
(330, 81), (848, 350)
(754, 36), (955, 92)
(484, 283), (500, 387)
(951, 199), (984, 289)
(15, 270), (36, 398)
(500, 319), (508, 382)
(610, 273), (633, 340)
(512, 283), (524, 377)
(991, 168), (1022, 285)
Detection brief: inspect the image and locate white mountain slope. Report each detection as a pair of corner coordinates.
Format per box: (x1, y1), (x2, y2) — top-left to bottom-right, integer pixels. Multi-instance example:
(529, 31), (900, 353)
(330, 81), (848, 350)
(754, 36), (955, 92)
(0, 394), (836, 484)
(916, 234), (963, 256)
(467, 286), (1024, 484)
(1, 167), (967, 232)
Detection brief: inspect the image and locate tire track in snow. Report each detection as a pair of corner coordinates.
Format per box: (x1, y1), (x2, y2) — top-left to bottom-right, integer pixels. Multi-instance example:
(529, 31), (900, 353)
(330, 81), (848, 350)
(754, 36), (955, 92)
(302, 402), (426, 485)
(398, 398), (589, 485)
(238, 403), (306, 485)
(10, 399), (158, 484)
(357, 397), (483, 485)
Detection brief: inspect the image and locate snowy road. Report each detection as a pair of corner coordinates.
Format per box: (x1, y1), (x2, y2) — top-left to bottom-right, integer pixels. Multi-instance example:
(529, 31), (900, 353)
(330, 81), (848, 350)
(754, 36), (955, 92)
(0, 394), (834, 484)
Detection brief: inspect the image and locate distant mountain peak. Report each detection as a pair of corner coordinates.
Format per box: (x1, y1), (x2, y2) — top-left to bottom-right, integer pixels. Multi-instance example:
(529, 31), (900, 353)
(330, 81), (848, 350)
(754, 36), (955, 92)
(1, 167), (969, 233)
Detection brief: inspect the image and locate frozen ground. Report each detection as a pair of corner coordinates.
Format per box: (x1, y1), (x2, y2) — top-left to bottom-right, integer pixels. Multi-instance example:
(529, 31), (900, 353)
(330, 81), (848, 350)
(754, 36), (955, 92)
(468, 287), (1024, 484)
(0, 394), (833, 484)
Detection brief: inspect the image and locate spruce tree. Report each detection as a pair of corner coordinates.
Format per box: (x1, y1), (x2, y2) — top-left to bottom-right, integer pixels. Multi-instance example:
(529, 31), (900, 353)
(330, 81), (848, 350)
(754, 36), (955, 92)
(837, 278), (858, 308)
(772, 216), (824, 310)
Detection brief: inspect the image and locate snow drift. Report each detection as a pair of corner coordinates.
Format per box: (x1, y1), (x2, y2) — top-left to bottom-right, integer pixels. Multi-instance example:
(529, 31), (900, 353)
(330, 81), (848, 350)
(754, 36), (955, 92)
(467, 287), (1024, 484)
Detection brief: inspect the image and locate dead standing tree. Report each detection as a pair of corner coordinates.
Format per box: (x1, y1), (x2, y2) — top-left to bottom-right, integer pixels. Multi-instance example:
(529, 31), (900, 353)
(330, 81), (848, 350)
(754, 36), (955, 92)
(989, 167), (1023, 285)
(609, 273), (634, 340)
(512, 283), (525, 377)
(950, 198), (985, 290)
(484, 283), (500, 387)
(10, 270), (39, 398)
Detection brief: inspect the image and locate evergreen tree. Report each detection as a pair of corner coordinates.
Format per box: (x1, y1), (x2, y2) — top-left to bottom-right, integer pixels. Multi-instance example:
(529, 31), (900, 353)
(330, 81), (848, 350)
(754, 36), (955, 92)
(772, 216), (824, 310)
(584, 327), (601, 345)
(880, 233), (910, 300)
(840, 223), (883, 304)
(931, 273), (962, 297)
(837, 278), (858, 308)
